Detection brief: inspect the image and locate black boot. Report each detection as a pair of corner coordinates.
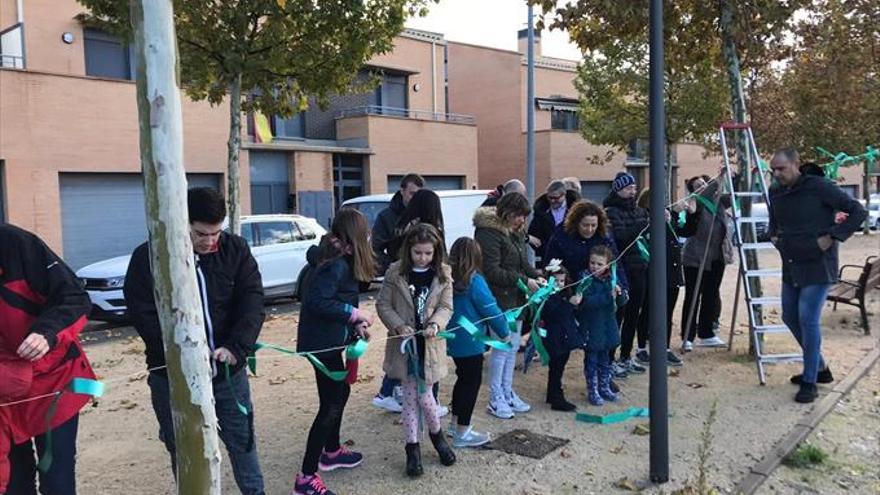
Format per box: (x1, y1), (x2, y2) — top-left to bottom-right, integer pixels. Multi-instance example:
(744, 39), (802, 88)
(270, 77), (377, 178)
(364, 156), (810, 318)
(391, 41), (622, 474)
(549, 389), (576, 412)
(794, 382), (819, 404)
(429, 431), (456, 466)
(405, 442), (423, 477)
(790, 367), (834, 385)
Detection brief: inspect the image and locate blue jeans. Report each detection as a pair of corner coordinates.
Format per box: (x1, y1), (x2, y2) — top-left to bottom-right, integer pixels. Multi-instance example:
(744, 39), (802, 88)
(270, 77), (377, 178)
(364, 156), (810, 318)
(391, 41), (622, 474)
(488, 325), (522, 400)
(781, 282), (831, 385)
(6, 415), (79, 495)
(148, 369), (264, 495)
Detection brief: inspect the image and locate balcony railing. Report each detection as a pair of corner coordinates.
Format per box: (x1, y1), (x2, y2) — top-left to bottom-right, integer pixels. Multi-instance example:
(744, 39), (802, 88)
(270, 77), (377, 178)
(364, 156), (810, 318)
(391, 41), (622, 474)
(0, 23), (26, 69)
(336, 105), (475, 125)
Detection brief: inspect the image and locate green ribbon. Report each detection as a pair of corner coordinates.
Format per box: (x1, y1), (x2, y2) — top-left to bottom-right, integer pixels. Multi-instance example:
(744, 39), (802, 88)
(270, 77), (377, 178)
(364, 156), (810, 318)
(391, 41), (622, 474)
(249, 341), (361, 382)
(519, 277), (558, 367)
(38, 378), (104, 473)
(575, 407), (649, 425)
(636, 236), (650, 262)
(224, 363), (250, 416)
(456, 316), (513, 351)
(816, 145), (880, 180)
(575, 276), (593, 296)
(694, 194), (718, 216)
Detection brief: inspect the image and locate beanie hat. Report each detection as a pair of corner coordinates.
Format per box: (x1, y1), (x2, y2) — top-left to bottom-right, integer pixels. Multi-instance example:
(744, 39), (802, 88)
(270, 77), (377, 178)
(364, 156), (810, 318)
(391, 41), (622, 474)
(612, 172), (636, 193)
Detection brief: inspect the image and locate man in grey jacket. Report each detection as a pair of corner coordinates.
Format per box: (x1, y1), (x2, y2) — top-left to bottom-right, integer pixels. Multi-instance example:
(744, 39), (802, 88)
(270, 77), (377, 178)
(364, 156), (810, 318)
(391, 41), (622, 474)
(768, 148), (866, 403)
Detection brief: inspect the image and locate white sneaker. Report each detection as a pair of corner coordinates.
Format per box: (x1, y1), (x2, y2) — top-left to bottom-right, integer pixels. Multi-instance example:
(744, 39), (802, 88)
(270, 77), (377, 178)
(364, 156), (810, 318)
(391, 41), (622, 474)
(506, 391), (531, 413)
(682, 341), (694, 353)
(452, 427), (490, 448)
(696, 336), (726, 348)
(487, 395), (515, 419)
(372, 394), (402, 413)
(437, 405), (450, 418)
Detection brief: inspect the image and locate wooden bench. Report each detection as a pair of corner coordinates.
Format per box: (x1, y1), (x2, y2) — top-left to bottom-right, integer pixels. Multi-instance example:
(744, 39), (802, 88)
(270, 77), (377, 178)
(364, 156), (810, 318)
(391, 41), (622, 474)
(827, 256), (880, 335)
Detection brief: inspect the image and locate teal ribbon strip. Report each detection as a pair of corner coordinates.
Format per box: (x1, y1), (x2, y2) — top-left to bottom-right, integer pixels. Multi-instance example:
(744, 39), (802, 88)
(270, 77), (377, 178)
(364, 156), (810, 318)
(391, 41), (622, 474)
(456, 316), (513, 351)
(636, 236), (650, 262)
(521, 277), (558, 367)
(250, 341), (350, 382)
(694, 194), (718, 216)
(575, 276), (593, 296)
(38, 378), (104, 473)
(224, 363), (250, 416)
(575, 407), (649, 425)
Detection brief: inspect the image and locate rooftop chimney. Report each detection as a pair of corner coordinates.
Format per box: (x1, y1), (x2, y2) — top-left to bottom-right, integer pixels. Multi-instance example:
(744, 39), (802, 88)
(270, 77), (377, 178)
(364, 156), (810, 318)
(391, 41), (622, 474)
(517, 28), (541, 57)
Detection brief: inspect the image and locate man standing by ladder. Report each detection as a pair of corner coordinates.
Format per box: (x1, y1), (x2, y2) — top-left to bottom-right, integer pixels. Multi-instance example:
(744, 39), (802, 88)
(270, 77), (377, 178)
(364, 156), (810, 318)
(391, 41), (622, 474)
(768, 149), (866, 403)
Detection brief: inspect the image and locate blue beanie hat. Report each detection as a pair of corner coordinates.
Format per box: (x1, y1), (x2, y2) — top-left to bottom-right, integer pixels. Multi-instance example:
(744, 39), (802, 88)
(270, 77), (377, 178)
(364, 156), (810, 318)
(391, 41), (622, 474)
(612, 172), (636, 192)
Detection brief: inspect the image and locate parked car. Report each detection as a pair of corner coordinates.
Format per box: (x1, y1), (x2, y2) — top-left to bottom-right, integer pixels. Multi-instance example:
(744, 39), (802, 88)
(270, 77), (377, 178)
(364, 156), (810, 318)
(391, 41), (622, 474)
(341, 189), (490, 254)
(76, 214), (326, 321)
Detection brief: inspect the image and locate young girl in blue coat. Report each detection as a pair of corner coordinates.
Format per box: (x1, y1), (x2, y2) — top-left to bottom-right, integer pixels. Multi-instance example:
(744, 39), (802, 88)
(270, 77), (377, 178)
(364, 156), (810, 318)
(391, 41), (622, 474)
(542, 259), (585, 412)
(579, 245), (628, 406)
(446, 237), (509, 448)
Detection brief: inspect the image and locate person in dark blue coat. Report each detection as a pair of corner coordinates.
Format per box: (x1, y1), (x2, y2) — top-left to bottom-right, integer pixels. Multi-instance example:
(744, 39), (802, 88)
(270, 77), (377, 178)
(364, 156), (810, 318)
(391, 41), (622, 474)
(578, 245), (628, 407)
(294, 209), (377, 495)
(768, 149), (866, 404)
(541, 260), (585, 412)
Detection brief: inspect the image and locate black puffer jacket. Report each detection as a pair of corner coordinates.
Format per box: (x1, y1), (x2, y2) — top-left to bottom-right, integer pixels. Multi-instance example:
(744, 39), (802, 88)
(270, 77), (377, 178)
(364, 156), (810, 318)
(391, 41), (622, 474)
(371, 191), (406, 274)
(603, 193), (650, 270)
(769, 175), (866, 287)
(296, 239), (360, 354)
(125, 232), (265, 375)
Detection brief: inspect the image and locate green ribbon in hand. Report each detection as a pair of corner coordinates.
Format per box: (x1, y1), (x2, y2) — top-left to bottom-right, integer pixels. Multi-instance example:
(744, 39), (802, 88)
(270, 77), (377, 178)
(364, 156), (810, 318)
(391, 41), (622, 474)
(38, 378), (104, 473)
(456, 316), (513, 351)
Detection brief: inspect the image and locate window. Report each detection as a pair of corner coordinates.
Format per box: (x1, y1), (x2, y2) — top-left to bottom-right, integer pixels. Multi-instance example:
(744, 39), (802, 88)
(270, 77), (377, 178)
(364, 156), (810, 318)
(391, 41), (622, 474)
(333, 154), (364, 208)
(274, 112), (305, 138)
(256, 221), (295, 245)
(379, 73), (408, 111)
(551, 109), (579, 131)
(83, 28), (133, 80)
(239, 223), (255, 246)
(626, 139), (677, 164)
(294, 221), (317, 240)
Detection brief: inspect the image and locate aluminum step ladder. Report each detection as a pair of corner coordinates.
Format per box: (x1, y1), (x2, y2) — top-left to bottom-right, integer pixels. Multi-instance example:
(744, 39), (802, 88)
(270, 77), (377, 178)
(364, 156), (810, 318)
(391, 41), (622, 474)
(719, 122), (802, 385)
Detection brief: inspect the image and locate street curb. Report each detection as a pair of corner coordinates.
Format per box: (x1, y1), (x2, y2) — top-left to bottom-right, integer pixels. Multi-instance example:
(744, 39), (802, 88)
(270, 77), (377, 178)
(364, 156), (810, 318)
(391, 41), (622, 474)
(734, 344), (880, 495)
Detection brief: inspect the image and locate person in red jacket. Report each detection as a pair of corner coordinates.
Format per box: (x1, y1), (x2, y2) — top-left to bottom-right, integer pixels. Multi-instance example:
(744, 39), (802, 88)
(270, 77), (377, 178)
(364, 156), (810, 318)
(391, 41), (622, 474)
(0, 224), (96, 495)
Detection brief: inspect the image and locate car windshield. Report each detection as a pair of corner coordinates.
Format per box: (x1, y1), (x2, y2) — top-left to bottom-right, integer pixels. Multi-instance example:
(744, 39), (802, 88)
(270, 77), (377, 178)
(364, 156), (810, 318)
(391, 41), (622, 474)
(343, 202), (388, 229)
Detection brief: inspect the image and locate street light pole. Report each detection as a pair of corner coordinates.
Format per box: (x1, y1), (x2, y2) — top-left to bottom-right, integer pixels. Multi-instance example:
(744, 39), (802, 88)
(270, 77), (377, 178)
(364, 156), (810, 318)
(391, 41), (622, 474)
(526, 3), (536, 204)
(648, 0), (670, 484)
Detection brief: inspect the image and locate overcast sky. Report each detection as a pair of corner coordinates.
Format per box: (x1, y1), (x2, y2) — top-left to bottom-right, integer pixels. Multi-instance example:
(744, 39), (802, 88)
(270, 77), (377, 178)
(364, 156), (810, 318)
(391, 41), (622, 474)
(405, 0), (582, 61)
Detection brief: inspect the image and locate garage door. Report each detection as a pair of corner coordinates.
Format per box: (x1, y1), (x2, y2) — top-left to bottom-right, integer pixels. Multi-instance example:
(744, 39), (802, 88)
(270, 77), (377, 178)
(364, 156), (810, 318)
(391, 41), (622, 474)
(580, 181), (612, 203)
(386, 175), (463, 192)
(60, 173), (221, 270)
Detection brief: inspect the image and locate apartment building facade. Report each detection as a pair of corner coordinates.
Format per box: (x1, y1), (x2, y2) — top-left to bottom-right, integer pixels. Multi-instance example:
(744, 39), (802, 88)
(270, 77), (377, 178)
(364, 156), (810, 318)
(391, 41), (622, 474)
(0, 0), (477, 269)
(447, 30), (863, 203)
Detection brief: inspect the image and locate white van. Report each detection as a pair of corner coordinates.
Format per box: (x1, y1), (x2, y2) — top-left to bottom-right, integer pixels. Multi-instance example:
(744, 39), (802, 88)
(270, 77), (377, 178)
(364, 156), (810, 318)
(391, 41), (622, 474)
(341, 189), (490, 252)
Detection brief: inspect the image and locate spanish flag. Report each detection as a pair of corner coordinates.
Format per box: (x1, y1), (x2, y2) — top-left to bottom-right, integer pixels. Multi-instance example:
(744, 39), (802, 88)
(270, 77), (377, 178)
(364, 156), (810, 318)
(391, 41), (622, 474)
(253, 111), (273, 144)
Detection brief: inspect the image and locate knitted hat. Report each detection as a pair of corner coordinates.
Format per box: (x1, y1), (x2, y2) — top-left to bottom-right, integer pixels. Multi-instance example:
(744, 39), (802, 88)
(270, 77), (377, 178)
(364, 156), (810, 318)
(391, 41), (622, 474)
(612, 172), (636, 192)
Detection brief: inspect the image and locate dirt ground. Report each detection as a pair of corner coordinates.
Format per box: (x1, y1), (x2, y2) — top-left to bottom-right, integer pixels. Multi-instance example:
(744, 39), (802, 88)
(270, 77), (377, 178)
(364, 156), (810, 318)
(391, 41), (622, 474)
(759, 365), (880, 495)
(73, 233), (880, 494)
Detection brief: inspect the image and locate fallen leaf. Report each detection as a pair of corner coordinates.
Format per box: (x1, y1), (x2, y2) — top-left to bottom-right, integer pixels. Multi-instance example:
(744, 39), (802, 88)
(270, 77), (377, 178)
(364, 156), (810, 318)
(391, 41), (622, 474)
(668, 368), (681, 377)
(343, 439), (355, 447)
(610, 445), (624, 454)
(268, 376), (288, 385)
(632, 424), (650, 436)
(559, 449), (572, 458)
(687, 383), (706, 389)
(615, 477), (639, 491)
(129, 372), (147, 382)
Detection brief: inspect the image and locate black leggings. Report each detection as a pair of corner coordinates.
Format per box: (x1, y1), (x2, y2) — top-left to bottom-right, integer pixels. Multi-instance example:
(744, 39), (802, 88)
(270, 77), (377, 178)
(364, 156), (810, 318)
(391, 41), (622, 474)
(451, 355), (483, 426)
(619, 266), (648, 360)
(681, 259), (726, 342)
(547, 351), (571, 399)
(301, 351), (350, 475)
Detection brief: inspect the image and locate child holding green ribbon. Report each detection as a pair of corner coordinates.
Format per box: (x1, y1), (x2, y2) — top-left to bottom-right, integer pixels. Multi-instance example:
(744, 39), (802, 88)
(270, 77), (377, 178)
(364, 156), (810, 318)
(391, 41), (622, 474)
(377, 223), (456, 478)
(293, 209), (377, 495)
(446, 237), (510, 448)
(579, 245), (628, 407)
(542, 260), (585, 412)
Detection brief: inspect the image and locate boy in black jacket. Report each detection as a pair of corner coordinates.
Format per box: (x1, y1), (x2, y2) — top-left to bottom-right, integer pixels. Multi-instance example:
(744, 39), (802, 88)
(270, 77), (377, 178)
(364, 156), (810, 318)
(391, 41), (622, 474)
(124, 187), (265, 494)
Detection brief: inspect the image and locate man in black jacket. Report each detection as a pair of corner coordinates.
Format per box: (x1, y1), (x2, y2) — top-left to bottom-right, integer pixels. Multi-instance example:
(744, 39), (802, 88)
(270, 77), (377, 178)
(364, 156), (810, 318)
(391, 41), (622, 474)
(372, 173), (424, 276)
(124, 187), (266, 494)
(604, 172), (650, 375)
(768, 149), (866, 404)
(528, 179), (579, 267)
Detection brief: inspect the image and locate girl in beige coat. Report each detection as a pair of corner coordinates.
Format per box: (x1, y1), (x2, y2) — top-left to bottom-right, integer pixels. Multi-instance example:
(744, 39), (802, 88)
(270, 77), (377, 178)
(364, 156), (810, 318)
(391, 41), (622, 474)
(377, 223), (456, 477)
